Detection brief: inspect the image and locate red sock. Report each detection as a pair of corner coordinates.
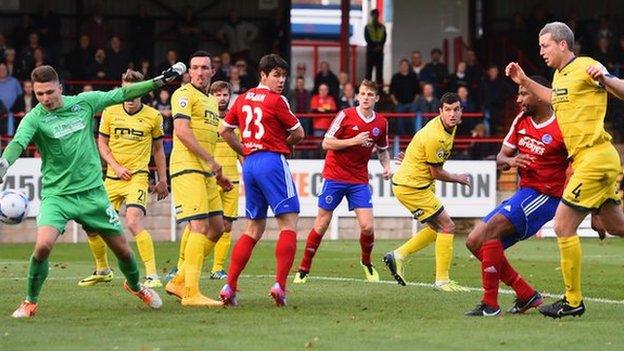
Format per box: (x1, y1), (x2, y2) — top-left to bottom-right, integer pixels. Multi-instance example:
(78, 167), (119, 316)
(359, 232), (374, 266)
(298, 229), (324, 273)
(480, 240), (504, 308)
(499, 255), (535, 301)
(275, 230), (297, 290)
(226, 234), (257, 291)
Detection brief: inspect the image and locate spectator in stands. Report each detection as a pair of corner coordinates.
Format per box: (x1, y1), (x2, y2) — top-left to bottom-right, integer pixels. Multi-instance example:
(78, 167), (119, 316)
(131, 3), (155, 64)
(466, 123), (498, 160)
(152, 89), (172, 135)
(413, 83), (440, 131)
(338, 82), (357, 110)
(464, 49), (482, 91)
(220, 51), (232, 77)
(594, 36), (616, 72)
(292, 62), (313, 90)
(212, 55), (227, 82)
(36, 4), (62, 65)
(338, 71), (349, 94)
(138, 57), (153, 79)
(594, 15), (616, 44)
(176, 6), (202, 61)
(229, 66), (242, 95)
(507, 12), (529, 54)
(3, 48), (20, 78)
(82, 84), (94, 92)
(11, 80), (37, 115)
(289, 76), (312, 134)
(217, 9), (259, 61)
(310, 83), (337, 136)
(20, 32), (42, 79)
(157, 49), (177, 75)
(0, 33), (7, 59)
(22, 47), (47, 76)
(420, 48), (448, 95)
(0, 63), (22, 135)
(364, 8), (386, 85)
(447, 61), (469, 95)
(390, 58), (419, 135)
(456, 86), (478, 136)
(479, 64), (513, 135)
(67, 34), (95, 79)
(89, 48), (111, 82)
(313, 61), (340, 101)
(181, 72), (191, 85)
(411, 50), (426, 82)
(80, 2), (110, 50)
(106, 36), (132, 78)
(12, 15), (35, 54)
(235, 59), (257, 92)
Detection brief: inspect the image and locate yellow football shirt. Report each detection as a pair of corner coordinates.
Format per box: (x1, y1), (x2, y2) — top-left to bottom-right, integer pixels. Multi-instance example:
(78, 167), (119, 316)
(392, 116), (455, 189)
(552, 56), (611, 157)
(214, 120), (240, 181)
(99, 104), (164, 178)
(170, 83), (220, 176)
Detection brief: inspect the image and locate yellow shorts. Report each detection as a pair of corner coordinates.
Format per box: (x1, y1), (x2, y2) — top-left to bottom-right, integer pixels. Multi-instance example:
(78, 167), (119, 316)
(171, 171), (223, 223)
(219, 181), (240, 220)
(104, 172), (149, 214)
(563, 143), (622, 211)
(392, 183), (443, 223)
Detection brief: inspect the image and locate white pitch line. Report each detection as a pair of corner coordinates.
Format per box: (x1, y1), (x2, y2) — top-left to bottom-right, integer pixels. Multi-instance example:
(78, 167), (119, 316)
(1, 273), (623, 306)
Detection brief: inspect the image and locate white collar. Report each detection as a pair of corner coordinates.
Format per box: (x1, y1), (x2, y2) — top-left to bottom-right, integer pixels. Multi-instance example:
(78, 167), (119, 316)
(256, 83), (270, 90)
(530, 112), (556, 129)
(356, 106), (376, 123)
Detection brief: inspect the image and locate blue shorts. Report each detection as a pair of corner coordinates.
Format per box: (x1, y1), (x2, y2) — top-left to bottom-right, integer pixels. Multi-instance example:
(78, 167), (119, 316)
(483, 187), (559, 249)
(243, 151), (300, 219)
(317, 180), (373, 211)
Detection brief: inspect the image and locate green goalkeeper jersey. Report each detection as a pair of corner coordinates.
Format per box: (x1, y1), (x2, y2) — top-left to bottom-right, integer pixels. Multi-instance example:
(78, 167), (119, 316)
(4, 81), (157, 197)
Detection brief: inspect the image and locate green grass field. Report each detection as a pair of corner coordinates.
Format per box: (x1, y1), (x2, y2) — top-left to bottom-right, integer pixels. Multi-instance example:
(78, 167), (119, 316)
(1, 238), (623, 351)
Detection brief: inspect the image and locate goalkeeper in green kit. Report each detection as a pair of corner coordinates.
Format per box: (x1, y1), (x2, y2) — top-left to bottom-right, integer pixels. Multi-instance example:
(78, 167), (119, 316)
(0, 63), (185, 318)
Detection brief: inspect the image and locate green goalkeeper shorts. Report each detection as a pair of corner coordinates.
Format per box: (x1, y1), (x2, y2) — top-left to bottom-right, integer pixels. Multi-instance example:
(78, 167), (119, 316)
(37, 185), (123, 235)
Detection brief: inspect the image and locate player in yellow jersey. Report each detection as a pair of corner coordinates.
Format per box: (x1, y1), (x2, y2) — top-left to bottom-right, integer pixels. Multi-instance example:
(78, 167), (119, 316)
(208, 80), (243, 280)
(164, 50), (232, 307)
(78, 70), (169, 289)
(506, 21), (624, 318)
(382, 93), (470, 292)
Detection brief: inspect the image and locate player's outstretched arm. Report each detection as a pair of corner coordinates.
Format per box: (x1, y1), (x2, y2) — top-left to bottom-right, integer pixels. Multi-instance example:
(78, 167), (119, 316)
(587, 65), (624, 100)
(505, 62), (552, 103)
(151, 139), (169, 200)
(429, 164), (471, 187)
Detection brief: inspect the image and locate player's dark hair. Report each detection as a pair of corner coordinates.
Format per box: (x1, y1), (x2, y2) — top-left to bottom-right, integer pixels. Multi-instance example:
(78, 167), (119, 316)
(440, 92), (461, 106)
(529, 75), (552, 89)
(121, 70), (144, 83)
(210, 80), (232, 94)
(359, 79), (378, 95)
(189, 50), (211, 63)
(31, 65), (59, 83)
(258, 54), (289, 77)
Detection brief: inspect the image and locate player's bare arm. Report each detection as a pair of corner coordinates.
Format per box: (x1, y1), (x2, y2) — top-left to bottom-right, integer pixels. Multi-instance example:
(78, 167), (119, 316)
(322, 131), (372, 150)
(378, 149), (392, 180)
(496, 145), (534, 171)
(286, 125), (305, 146)
(429, 164), (471, 187)
(97, 135), (132, 181)
(587, 65), (624, 100)
(151, 139), (169, 200)
(218, 124), (244, 155)
(505, 62), (552, 103)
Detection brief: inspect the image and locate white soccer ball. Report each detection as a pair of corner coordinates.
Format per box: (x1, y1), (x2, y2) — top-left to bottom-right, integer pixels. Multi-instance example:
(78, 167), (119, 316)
(0, 190), (30, 225)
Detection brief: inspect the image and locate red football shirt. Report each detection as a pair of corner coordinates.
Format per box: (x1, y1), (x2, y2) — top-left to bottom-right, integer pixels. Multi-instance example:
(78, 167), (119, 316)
(223, 84), (301, 156)
(322, 107), (388, 184)
(503, 111), (568, 197)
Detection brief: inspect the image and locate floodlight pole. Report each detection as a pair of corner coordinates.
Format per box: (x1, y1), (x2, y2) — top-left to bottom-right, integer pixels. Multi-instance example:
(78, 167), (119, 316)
(340, 0), (350, 74)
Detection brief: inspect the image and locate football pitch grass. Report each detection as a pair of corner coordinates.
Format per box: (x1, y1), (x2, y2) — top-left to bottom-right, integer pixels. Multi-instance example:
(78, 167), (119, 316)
(1, 238), (623, 350)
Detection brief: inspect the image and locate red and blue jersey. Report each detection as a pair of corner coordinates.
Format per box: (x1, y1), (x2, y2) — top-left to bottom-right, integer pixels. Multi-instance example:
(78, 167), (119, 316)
(503, 111), (568, 197)
(322, 107), (388, 184)
(224, 84), (301, 156)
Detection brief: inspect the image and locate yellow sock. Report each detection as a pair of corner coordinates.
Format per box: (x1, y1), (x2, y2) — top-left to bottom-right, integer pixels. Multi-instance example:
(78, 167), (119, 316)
(135, 230), (157, 277)
(184, 232), (209, 298)
(395, 226), (437, 259)
(177, 225), (191, 269)
(87, 235), (109, 271)
(558, 235), (582, 306)
(212, 232), (231, 272)
(435, 233), (454, 282)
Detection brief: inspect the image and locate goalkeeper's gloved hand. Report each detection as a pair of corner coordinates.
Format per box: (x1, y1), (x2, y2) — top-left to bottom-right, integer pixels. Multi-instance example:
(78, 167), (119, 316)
(153, 62), (187, 87)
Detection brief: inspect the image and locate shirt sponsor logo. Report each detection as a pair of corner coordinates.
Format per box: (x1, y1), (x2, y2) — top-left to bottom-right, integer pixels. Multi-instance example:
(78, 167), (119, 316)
(51, 118), (86, 139)
(518, 136), (545, 155)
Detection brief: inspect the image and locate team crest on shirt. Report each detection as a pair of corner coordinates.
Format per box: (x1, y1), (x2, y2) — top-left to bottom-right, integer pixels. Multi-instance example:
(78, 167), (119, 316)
(436, 148), (445, 158)
(372, 127), (380, 137)
(179, 97), (188, 108)
(71, 105), (81, 112)
(541, 134), (553, 144)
